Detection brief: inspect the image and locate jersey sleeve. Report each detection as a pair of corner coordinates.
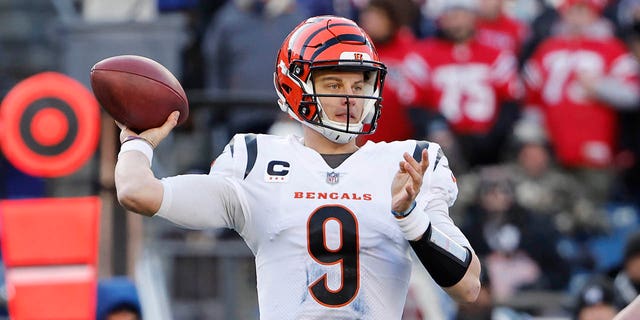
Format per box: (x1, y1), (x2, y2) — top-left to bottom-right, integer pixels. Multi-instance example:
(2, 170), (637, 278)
(608, 40), (638, 77)
(155, 135), (248, 231)
(415, 142), (470, 248)
(421, 143), (458, 207)
(210, 133), (259, 179)
(155, 174), (244, 230)
(608, 48), (640, 89)
(210, 134), (241, 177)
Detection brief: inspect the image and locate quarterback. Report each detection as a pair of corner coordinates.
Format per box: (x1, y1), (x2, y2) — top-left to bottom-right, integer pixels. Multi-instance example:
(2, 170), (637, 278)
(115, 16), (480, 319)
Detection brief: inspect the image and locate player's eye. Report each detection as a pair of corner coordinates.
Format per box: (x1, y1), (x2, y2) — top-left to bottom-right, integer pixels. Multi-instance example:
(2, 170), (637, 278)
(326, 83), (341, 90)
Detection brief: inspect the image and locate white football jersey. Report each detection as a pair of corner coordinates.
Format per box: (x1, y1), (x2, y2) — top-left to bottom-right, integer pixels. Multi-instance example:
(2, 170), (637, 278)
(157, 134), (463, 319)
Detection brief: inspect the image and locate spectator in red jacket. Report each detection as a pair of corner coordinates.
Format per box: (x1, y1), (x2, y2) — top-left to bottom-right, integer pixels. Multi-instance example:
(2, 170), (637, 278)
(357, 0), (423, 143)
(521, 0), (640, 202)
(410, 0), (524, 172)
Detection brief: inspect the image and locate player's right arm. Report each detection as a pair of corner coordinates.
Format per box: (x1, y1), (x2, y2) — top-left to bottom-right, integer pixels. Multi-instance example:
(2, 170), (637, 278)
(115, 111), (180, 216)
(114, 112), (244, 230)
(116, 150), (163, 216)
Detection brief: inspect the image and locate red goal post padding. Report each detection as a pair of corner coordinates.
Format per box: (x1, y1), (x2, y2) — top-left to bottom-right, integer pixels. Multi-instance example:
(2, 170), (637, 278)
(5, 265), (97, 319)
(0, 197), (100, 319)
(0, 197), (100, 266)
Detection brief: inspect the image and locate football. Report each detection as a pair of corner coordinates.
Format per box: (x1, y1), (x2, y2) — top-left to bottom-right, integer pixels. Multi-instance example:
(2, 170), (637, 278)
(90, 55), (189, 133)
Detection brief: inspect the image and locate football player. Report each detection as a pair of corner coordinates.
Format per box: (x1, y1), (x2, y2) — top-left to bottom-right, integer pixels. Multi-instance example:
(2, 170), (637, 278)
(115, 16), (480, 319)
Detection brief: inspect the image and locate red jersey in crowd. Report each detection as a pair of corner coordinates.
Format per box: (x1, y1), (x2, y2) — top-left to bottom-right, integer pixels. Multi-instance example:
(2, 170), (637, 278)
(411, 37), (523, 135)
(362, 28), (420, 143)
(523, 36), (639, 168)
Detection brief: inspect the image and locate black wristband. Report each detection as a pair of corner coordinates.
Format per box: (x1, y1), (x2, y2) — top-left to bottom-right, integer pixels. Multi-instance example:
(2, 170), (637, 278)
(410, 225), (472, 287)
(391, 200), (417, 218)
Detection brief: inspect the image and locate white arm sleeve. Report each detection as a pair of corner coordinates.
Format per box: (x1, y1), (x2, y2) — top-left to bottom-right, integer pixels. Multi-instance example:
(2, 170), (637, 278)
(425, 198), (471, 249)
(417, 143), (471, 248)
(155, 174), (244, 231)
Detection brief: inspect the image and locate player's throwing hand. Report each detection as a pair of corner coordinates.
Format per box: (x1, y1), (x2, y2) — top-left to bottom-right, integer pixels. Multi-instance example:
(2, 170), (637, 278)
(116, 111), (180, 149)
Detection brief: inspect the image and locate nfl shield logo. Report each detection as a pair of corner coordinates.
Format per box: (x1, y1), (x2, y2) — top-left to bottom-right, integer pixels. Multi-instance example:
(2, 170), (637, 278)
(326, 172), (339, 185)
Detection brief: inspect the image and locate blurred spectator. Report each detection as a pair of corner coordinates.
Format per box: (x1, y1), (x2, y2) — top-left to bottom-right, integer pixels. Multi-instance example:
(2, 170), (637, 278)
(476, 0), (530, 55)
(505, 123), (605, 237)
(179, 0), (228, 90)
(202, 0), (306, 153)
(607, 0), (640, 205)
(297, 0), (427, 37)
(521, 0), (640, 204)
(410, 0), (523, 172)
(613, 231), (640, 306)
(97, 277), (142, 320)
(603, 0), (640, 38)
(357, 0), (421, 143)
(455, 123), (605, 276)
(459, 166), (570, 301)
(203, 0), (304, 92)
(573, 275), (620, 320)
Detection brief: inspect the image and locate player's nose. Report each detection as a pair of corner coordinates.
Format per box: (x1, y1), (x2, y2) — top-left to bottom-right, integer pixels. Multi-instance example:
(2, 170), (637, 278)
(342, 95), (356, 108)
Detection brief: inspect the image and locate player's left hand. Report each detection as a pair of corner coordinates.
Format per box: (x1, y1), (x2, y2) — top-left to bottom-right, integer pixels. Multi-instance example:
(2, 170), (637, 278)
(391, 149), (429, 214)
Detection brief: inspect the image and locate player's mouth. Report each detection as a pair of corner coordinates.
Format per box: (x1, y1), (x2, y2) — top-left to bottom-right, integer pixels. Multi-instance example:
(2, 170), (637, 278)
(333, 111), (358, 123)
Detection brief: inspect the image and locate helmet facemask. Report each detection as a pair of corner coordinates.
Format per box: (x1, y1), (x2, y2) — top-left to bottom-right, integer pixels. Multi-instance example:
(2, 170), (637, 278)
(307, 64), (384, 143)
(273, 16), (387, 144)
(276, 60), (385, 144)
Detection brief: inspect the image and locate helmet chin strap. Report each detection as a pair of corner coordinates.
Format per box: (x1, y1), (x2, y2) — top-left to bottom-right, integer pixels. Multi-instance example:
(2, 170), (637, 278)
(317, 120), (361, 144)
(312, 95), (375, 144)
(318, 125), (359, 144)
(284, 94), (377, 144)
(288, 107), (359, 144)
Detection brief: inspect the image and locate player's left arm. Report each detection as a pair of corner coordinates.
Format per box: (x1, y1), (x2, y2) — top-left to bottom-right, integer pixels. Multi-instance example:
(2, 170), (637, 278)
(614, 295), (640, 320)
(391, 144), (480, 303)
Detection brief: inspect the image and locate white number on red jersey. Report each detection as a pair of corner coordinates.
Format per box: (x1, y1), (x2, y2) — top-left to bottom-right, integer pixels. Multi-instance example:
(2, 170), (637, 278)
(433, 64), (495, 122)
(541, 50), (604, 104)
